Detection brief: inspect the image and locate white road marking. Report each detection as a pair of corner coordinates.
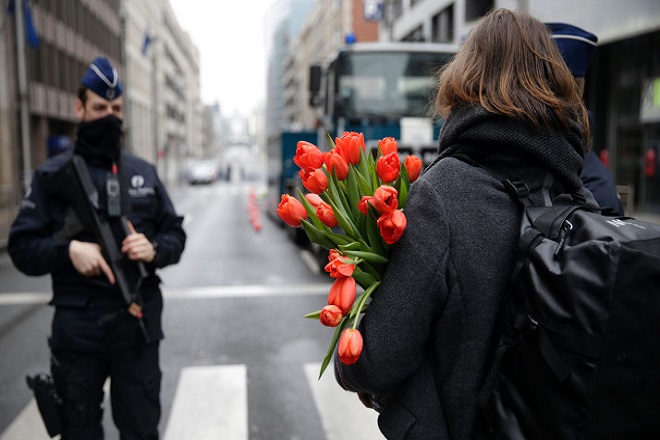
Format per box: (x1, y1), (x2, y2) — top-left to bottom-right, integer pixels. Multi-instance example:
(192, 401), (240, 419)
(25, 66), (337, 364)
(0, 399), (51, 440)
(163, 283), (330, 299)
(164, 365), (247, 440)
(0, 283), (331, 306)
(0, 292), (51, 305)
(0, 363), (384, 440)
(305, 363), (385, 440)
(0, 380), (110, 440)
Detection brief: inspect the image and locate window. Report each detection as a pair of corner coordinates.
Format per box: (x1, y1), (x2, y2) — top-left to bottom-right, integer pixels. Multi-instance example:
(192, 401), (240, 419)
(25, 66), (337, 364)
(465, 0), (493, 21)
(432, 4), (454, 43)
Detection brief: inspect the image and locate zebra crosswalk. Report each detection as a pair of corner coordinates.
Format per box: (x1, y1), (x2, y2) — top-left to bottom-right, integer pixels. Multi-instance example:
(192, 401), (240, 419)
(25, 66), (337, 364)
(0, 363), (384, 440)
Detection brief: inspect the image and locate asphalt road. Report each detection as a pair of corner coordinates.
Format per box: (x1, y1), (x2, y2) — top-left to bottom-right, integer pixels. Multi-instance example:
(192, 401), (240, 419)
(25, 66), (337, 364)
(0, 180), (385, 440)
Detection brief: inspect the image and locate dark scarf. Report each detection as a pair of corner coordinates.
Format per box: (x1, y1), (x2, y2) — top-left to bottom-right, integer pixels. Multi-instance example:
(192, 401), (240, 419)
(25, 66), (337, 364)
(437, 105), (585, 190)
(74, 114), (123, 167)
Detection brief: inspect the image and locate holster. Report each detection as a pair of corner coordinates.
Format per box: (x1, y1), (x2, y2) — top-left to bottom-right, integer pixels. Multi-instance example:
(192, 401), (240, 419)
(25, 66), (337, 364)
(26, 373), (63, 438)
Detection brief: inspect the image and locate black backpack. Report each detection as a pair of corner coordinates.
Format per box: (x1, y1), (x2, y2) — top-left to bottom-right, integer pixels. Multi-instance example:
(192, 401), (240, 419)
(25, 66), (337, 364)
(474, 164), (660, 440)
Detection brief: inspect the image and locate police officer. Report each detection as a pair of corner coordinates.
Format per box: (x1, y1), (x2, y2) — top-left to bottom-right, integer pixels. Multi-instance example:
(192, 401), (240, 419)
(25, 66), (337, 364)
(8, 57), (186, 440)
(548, 22), (625, 216)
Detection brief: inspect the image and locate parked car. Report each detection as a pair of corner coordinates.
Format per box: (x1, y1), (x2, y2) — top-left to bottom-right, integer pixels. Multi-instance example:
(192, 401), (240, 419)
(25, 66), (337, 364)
(187, 160), (218, 185)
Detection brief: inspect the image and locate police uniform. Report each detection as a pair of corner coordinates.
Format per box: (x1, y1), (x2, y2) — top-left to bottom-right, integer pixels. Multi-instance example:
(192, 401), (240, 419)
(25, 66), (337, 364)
(548, 22), (624, 216)
(8, 58), (186, 440)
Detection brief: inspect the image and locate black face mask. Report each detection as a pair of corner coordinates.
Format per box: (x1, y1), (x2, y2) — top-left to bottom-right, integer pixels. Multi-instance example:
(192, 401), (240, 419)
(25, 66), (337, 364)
(74, 114), (123, 166)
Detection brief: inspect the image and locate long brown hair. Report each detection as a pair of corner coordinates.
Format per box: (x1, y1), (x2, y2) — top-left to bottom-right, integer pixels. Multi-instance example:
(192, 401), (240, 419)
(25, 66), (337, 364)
(435, 8), (589, 143)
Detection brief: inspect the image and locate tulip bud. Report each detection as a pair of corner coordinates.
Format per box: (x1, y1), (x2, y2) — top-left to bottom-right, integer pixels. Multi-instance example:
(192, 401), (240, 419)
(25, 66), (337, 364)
(338, 328), (363, 365)
(357, 196), (374, 216)
(335, 132), (365, 165)
(293, 140), (324, 170)
(376, 152), (400, 183)
(377, 209), (407, 244)
(300, 168), (329, 194)
(404, 155), (423, 182)
(372, 185), (399, 214)
(316, 202), (339, 228)
(378, 137), (398, 156)
(305, 193), (323, 208)
(324, 149), (349, 180)
(277, 194), (308, 227)
(320, 305), (343, 327)
(328, 276), (356, 315)
(325, 249), (355, 278)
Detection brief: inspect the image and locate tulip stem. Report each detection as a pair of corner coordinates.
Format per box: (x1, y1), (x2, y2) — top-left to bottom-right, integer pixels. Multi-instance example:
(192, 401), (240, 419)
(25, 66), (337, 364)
(351, 281), (380, 328)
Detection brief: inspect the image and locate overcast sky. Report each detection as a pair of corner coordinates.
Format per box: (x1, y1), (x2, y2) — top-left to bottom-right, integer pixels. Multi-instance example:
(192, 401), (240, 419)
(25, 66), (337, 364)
(169, 0), (276, 115)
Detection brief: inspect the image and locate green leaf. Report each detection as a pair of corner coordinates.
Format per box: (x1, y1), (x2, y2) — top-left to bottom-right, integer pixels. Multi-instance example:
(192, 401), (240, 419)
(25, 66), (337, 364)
(357, 148), (373, 191)
(300, 220), (355, 249)
(318, 318), (351, 379)
(327, 230), (355, 246)
(349, 281), (380, 327)
(297, 188), (330, 232)
(345, 167), (361, 219)
(301, 220), (336, 250)
(344, 250), (389, 264)
(398, 177), (409, 210)
(328, 172), (352, 221)
(324, 179), (362, 241)
(365, 205), (385, 255)
(338, 242), (362, 252)
(355, 172), (373, 197)
(352, 267), (378, 289)
(304, 310), (322, 319)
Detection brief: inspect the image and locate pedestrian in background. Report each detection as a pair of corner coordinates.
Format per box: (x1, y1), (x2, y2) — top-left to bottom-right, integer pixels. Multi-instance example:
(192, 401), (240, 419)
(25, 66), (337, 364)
(8, 57), (186, 440)
(547, 22), (625, 216)
(334, 9), (590, 439)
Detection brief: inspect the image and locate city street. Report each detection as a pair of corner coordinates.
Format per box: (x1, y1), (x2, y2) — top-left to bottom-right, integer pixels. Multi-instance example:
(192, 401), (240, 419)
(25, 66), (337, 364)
(0, 181), (384, 440)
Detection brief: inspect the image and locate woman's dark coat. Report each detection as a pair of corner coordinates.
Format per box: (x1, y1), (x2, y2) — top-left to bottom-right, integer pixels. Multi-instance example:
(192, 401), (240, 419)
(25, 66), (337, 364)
(335, 105), (585, 440)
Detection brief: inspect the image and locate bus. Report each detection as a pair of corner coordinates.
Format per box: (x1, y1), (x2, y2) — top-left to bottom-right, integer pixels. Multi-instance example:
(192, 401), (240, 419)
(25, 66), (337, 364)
(309, 41), (458, 166)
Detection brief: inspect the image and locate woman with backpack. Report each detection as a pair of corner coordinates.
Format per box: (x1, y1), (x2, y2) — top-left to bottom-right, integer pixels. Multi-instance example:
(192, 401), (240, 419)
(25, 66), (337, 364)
(334, 8), (590, 439)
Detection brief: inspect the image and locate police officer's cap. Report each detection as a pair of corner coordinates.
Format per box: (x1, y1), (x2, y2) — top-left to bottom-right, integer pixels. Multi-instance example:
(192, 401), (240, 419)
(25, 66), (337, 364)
(547, 23), (598, 78)
(81, 57), (123, 100)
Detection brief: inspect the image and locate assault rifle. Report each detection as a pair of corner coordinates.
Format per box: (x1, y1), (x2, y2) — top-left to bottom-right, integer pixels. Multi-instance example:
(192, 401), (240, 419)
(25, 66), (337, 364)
(46, 155), (149, 340)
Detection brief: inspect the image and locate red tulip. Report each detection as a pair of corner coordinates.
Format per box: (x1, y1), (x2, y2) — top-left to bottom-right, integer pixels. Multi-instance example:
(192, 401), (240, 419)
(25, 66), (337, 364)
(377, 209), (407, 244)
(324, 149), (349, 180)
(277, 194), (308, 227)
(404, 155), (423, 182)
(316, 201), (339, 228)
(338, 328), (363, 365)
(325, 249), (355, 278)
(357, 196), (374, 216)
(305, 193), (323, 207)
(328, 276), (356, 315)
(372, 185), (399, 214)
(320, 305), (343, 327)
(300, 168), (329, 194)
(378, 137), (398, 156)
(294, 140), (324, 170)
(335, 132), (365, 165)
(376, 151), (400, 183)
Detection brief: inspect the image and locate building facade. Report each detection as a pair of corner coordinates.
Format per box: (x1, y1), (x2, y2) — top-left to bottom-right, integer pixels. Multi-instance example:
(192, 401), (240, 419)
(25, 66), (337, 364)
(122, 0), (201, 182)
(389, 0), (660, 218)
(0, 0), (201, 246)
(269, 0), (660, 219)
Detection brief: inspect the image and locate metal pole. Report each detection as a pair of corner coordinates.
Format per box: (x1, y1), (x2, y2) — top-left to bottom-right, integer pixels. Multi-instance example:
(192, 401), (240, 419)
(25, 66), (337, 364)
(119, 1), (131, 151)
(15, 0), (33, 193)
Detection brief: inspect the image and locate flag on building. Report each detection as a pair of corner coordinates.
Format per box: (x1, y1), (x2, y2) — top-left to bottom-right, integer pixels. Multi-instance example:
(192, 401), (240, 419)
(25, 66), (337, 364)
(142, 29), (152, 56)
(7, 0), (40, 48)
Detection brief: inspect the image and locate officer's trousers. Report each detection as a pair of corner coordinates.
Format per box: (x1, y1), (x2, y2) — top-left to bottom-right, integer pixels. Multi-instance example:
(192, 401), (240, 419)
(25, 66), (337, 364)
(51, 342), (161, 440)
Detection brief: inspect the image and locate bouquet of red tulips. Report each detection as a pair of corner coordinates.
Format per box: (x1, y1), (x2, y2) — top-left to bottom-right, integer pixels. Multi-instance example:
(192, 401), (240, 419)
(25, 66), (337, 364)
(277, 132), (423, 378)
